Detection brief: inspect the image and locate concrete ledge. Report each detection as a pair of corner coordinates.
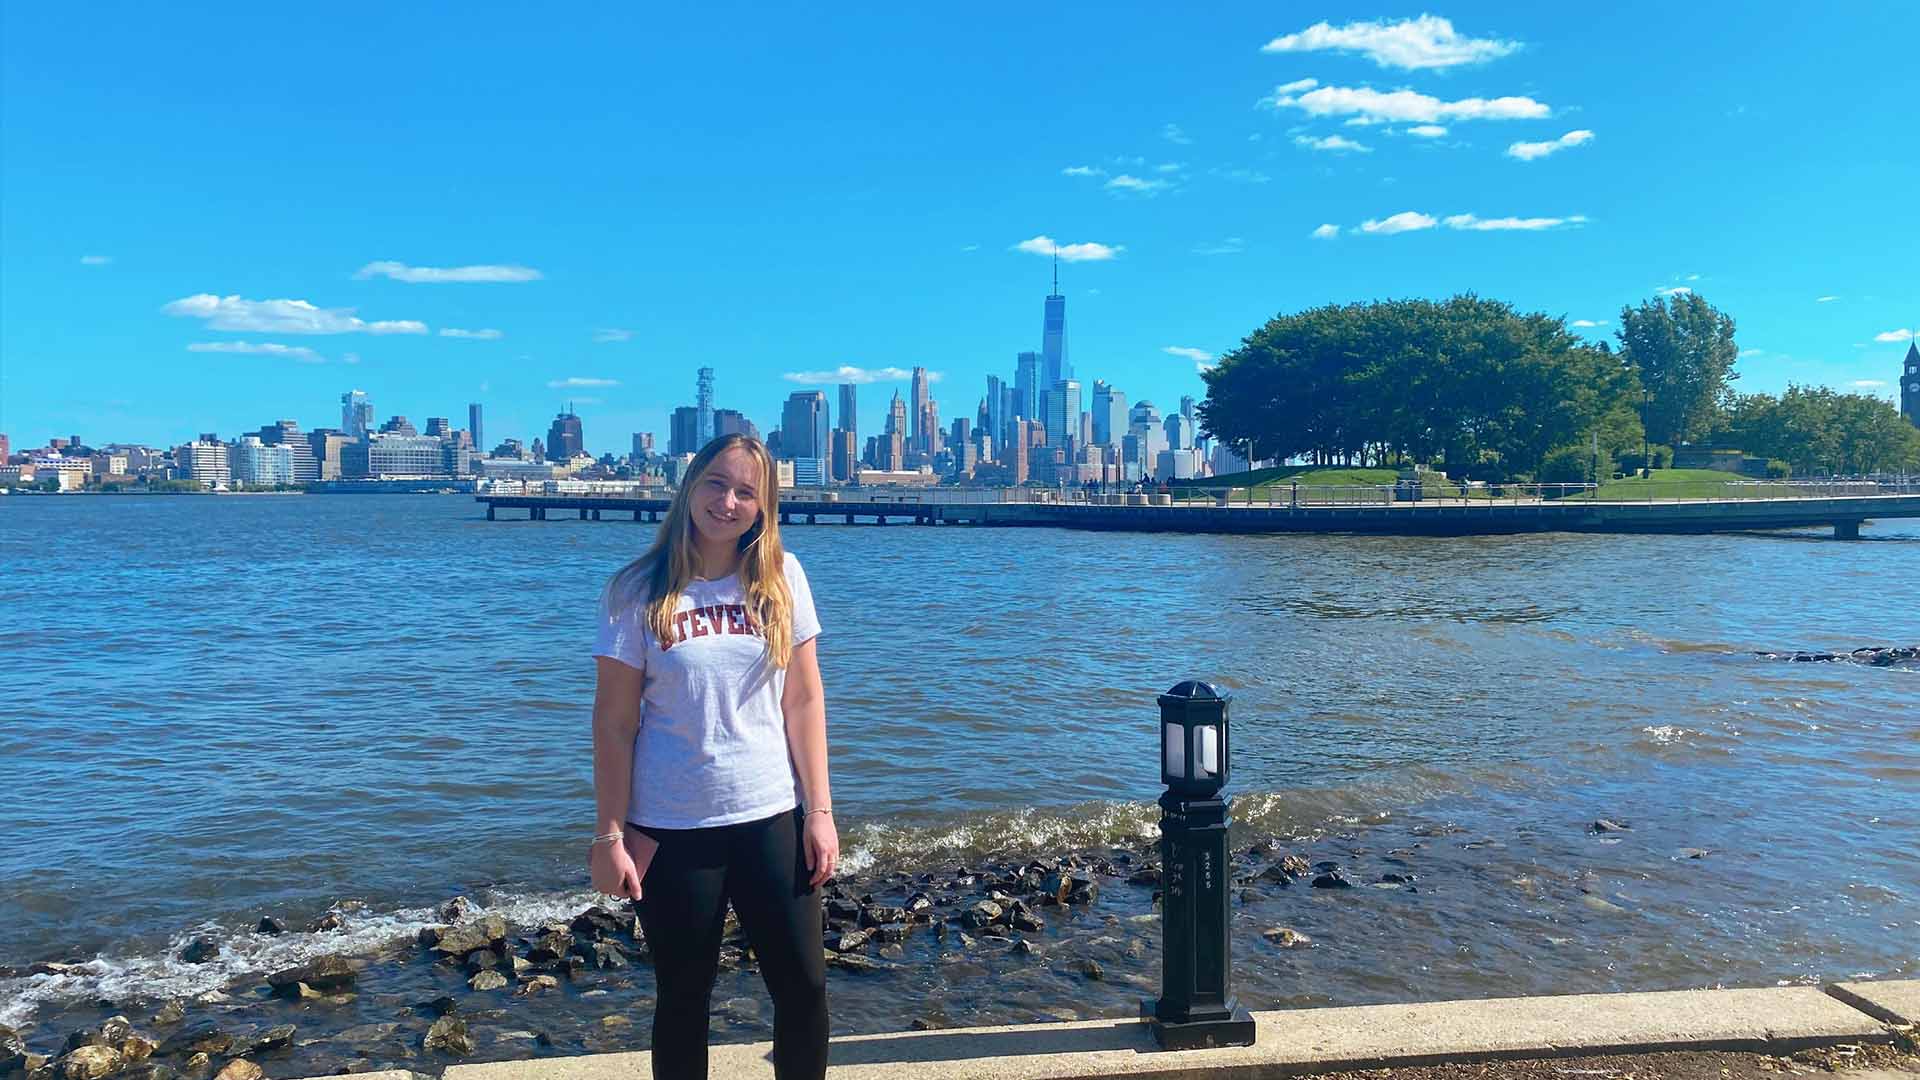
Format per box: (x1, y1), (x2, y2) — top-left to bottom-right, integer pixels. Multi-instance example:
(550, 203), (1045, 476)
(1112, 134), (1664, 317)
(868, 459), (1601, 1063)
(432, 984), (1894, 1080)
(1829, 981), (1920, 1027)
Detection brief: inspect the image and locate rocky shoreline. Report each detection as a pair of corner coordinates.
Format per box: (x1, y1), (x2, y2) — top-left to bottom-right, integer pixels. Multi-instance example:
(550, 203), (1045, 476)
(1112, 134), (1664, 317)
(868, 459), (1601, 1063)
(2, 831), (1441, 1080)
(1754, 645), (1920, 666)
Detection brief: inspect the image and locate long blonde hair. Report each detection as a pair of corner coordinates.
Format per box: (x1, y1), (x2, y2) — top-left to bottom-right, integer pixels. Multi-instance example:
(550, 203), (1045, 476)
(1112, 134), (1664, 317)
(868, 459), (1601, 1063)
(606, 435), (797, 668)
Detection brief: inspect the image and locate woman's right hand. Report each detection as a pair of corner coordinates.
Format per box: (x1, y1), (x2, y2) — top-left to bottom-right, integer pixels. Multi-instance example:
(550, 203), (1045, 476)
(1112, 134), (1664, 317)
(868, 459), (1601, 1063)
(590, 838), (643, 899)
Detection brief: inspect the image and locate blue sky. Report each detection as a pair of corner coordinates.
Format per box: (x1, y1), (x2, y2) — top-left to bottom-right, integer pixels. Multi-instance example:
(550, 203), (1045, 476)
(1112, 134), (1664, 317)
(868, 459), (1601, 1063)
(4, 2), (1916, 453)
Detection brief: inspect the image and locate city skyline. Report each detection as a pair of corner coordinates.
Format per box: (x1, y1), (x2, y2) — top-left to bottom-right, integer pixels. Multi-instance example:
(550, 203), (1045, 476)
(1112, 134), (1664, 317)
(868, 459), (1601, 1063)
(4, 5), (1918, 452)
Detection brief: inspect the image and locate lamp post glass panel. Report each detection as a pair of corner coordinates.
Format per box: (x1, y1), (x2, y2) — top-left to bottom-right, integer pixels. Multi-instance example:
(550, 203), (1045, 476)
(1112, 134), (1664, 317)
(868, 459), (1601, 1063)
(1149, 681), (1256, 1050)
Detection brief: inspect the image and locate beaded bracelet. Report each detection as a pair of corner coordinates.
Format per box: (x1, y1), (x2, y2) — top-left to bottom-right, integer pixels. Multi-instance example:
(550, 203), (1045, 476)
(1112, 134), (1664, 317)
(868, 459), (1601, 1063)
(591, 830), (624, 846)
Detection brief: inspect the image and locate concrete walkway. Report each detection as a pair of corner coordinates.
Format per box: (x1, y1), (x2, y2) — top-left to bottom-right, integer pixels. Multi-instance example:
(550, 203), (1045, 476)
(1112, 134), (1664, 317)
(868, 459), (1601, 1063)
(314, 980), (1915, 1080)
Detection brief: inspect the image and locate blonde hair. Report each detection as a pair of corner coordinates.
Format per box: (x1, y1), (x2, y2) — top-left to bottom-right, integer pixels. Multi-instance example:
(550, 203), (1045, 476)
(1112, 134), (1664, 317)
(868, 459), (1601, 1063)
(606, 435), (797, 668)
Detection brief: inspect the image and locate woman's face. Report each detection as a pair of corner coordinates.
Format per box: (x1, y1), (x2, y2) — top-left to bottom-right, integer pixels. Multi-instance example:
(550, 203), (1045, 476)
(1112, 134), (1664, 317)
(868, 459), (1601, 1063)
(689, 446), (763, 548)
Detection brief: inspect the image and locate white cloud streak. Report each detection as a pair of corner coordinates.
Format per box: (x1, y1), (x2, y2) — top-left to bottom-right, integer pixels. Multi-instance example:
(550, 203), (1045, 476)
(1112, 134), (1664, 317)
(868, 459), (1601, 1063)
(164, 294), (427, 335)
(1571, 319), (1608, 328)
(440, 328), (503, 340)
(1507, 129), (1594, 160)
(1161, 123), (1192, 145)
(1163, 346), (1214, 363)
(354, 261), (542, 283)
(1815, 295), (1840, 303)
(1311, 224), (1341, 239)
(1873, 328), (1915, 343)
(1850, 380), (1888, 389)
(1261, 15), (1520, 70)
(1061, 165), (1106, 177)
(1657, 286), (1694, 297)
(592, 328), (634, 343)
(1265, 80), (1549, 125)
(1106, 174), (1172, 194)
(186, 341), (325, 363)
(1443, 213), (1587, 231)
(1407, 124), (1449, 138)
(1359, 211), (1439, 234)
(782, 365), (926, 385)
(547, 377), (619, 388)
(1294, 134), (1372, 153)
(1013, 235), (1123, 262)
(80, 255), (113, 266)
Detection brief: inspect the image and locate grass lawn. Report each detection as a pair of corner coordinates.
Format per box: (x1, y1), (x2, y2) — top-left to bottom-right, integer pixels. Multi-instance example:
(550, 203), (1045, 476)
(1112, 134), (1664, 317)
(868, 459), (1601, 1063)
(1175, 465), (1402, 490)
(1584, 468), (1795, 500)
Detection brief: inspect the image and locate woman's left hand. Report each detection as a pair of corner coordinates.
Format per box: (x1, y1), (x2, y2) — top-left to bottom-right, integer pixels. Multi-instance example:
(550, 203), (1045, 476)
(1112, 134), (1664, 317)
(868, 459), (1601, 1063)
(803, 810), (839, 889)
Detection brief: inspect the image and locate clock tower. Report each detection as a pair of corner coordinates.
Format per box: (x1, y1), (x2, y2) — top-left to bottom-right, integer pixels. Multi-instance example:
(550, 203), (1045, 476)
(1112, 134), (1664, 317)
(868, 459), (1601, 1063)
(1904, 339), (1920, 429)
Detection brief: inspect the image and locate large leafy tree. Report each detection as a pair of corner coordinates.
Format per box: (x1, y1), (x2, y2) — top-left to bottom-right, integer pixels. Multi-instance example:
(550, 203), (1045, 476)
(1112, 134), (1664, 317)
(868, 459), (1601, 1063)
(1717, 386), (1920, 474)
(1615, 292), (1739, 446)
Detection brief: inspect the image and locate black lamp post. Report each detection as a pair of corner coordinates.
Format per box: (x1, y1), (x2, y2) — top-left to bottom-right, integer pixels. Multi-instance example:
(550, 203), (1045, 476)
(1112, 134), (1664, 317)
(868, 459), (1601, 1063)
(1640, 389), (1653, 478)
(1146, 681), (1256, 1050)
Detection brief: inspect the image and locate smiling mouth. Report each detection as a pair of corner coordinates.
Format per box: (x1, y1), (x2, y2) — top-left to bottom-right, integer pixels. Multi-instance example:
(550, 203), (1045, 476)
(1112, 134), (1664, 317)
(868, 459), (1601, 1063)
(708, 508), (738, 524)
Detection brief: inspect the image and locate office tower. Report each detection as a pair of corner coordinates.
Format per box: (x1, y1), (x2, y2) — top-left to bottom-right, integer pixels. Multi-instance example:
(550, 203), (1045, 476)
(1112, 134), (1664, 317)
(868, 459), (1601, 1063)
(1165, 413), (1194, 451)
(258, 420), (319, 484)
(885, 390), (908, 439)
(713, 408), (756, 440)
(232, 437), (294, 486)
(1045, 379), (1081, 450)
(546, 407), (584, 461)
(0, 434), (10, 462)
(632, 432), (653, 459)
(1015, 352), (1040, 420)
(340, 390), (372, 439)
(1092, 381), (1128, 446)
(985, 375), (1005, 454)
(696, 368), (715, 444)
(1042, 255), (1068, 385)
(669, 407), (700, 456)
(377, 415), (417, 436)
(425, 417), (452, 438)
(780, 390), (829, 485)
(468, 404), (484, 451)
(1180, 395), (1196, 423)
(308, 429), (353, 480)
(177, 436), (231, 486)
(830, 429), (857, 483)
(838, 384), (858, 447)
(368, 433), (450, 476)
(921, 399), (941, 459)
(909, 367), (930, 451)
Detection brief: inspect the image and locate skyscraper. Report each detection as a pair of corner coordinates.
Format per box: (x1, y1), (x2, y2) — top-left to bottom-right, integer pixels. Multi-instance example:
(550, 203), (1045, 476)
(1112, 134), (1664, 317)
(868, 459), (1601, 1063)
(1041, 254), (1068, 386)
(425, 417), (452, 438)
(468, 403), (484, 451)
(1903, 339), (1919, 428)
(547, 407), (584, 461)
(838, 384), (858, 447)
(886, 391), (908, 439)
(1046, 380), (1081, 450)
(340, 390), (372, 439)
(669, 407), (701, 456)
(1092, 381), (1126, 446)
(1180, 395), (1196, 422)
(1015, 352), (1040, 420)
(258, 420), (319, 484)
(985, 375), (1005, 455)
(781, 390), (830, 485)
(910, 367), (930, 451)
(696, 368), (715, 444)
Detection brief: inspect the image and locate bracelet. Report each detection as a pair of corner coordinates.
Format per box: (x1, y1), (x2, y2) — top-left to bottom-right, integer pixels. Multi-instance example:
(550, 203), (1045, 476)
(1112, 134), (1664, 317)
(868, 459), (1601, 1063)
(591, 830), (624, 846)
(804, 807), (832, 817)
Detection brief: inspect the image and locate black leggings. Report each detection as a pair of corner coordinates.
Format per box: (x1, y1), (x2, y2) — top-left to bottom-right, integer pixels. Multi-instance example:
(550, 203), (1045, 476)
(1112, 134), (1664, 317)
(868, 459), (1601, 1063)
(632, 808), (827, 1080)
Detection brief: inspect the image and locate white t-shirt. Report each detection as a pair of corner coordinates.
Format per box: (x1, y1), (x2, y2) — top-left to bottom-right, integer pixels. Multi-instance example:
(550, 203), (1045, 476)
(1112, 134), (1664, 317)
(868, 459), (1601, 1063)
(594, 552), (822, 829)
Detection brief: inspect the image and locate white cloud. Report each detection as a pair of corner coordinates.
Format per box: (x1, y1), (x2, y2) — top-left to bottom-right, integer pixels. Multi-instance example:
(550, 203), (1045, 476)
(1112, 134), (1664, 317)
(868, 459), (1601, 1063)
(440, 328), (503, 340)
(354, 261), (541, 283)
(547, 376), (619, 388)
(1657, 286), (1693, 297)
(1261, 15), (1520, 70)
(163, 294), (428, 335)
(342, 352), (361, 365)
(782, 365), (926, 385)
(1274, 77), (1320, 94)
(1154, 162), (1184, 174)
(1265, 83), (1549, 125)
(1193, 237), (1246, 255)
(1443, 213), (1587, 231)
(1406, 124), (1449, 138)
(1295, 134), (1372, 153)
(1738, 348), (1764, 358)
(1161, 122), (1192, 145)
(1358, 211), (1439, 235)
(79, 255), (113, 266)
(1163, 346), (1214, 363)
(186, 341), (324, 363)
(1061, 165), (1106, 177)
(593, 328), (634, 343)
(1013, 236), (1123, 262)
(1850, 380), (1889, 389)
(1212, 167), (1271, 183)
(1815, 295), (1840, 303)
(1311, 223), (1341, 239)
(1571, 319), (1607, 328)
(1873, 328), (1914, 342)
(1683, 273), (1701, 281)
(1506, 129), (1594, 161)
(1106, 174), (1172, 194)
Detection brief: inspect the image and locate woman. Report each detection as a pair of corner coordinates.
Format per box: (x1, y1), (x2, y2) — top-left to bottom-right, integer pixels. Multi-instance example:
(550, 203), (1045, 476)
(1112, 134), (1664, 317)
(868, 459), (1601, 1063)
(589, 434), (835, 1080)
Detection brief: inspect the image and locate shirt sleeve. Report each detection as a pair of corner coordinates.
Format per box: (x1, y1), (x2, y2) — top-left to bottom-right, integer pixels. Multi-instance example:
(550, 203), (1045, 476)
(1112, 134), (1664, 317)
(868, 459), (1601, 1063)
(593, 590), (652, 672)
(786, 553), (822, 647)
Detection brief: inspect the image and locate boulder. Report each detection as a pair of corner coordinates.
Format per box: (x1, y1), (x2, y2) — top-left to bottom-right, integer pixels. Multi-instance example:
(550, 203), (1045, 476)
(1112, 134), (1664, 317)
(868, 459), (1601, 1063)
(860, 905), (906, 928)
(179, 938), (220, 965)
(241, 1026), (293, 1055)
(1589, 819), (1631, 834)
(306, 912), (344, 933)
(514, 976), (560, 998)
(120, 1036), (157, 1064)
(1065, 878), (1099, 905)
(1311, 871), (1353, 889)
(1079, 959), (1105, 981)
(526, 930), (573, 963)
(211, 1061), (262, 1080)
(157, 1026), (232, 1058)
(870, 923), (908, 944)
(254, 917), (285, 936)
(468, 970), (508, 992)
(266, 955), (357, 994)
(55, 1045), (123, 1080)
(440, 897), (476, 923)
(433, 915), (508, 957)
(903, 894), (934, 918)
(958, 901), (1003, 930)
(827, 929), (872, 953)
(422, 1016), (473, 1057)
(150, 1003), (185, 1027)
(1263, 927), (1311, 948)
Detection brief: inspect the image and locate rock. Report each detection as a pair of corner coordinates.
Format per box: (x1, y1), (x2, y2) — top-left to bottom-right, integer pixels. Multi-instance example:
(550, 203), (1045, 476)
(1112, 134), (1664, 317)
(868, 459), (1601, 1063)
(910, 1018), (937, 1031)
(514, 976), (560, 998)
(150, 1003), (185, 1027)
(1079, 959), (1105, 981)
(526, 930), (573, 962)
(179, 938), (220, 965)
(463, 950), (499, 974)
(958, 901), (1003, 929)
(440, 897), (476, 922)
(860, 905), (907, 928)
(266, 955), (357, 994)
(1038, 873), (1071, 905)
(587, 941), (629, 970)
(423, 1016), (473, 1057)
(242, 1026), (293, 1055)
(822, 951), (886, 974)
(569, 907), (623, 940)
(179, 1053), (212, 1080)
(1263, 927), (1311, 948)
(903, 893), (934, 918)
(824, 897), (861, 922)
(255, 917), (285, 936)
(828, 929), (872, 953)
(56, 1046), (123, 1080)
(433, 915), (508, 957)
(1279, 854), (1310, 876)
(1065, 878), (1099, 905)
(212, 1061), (262, 1080)
(506, 955), (533, 979)
(1310, 871), (1353, 889)
(1009, 909), (1044, 933)
(1012, 939), (1040, 957)
(2, 1026), (27, 1073)
(1589, 819), (1631, 834)
(1676, 847), (1712, 859)
(1126, 866), (1162, 885)
(120, 1036), (157, 1064)
(120, 1065), (177, 1080)
(417, 996), (459, 1018)
(1379, 873), (1417, 884)
(468, 970), (508, 992)
(871, 923), (908, 944)
(158, 1026), (233, 1057)
(307, 912), (345, 933)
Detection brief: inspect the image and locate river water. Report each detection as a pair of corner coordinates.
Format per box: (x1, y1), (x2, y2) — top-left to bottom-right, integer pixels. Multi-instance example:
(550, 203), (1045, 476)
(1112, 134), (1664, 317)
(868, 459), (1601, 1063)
(1, 494), (1914, 1069)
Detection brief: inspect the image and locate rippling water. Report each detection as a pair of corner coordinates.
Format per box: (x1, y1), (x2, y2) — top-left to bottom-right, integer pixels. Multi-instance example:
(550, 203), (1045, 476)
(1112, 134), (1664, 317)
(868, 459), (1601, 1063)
(1, 494), (1915, 1057)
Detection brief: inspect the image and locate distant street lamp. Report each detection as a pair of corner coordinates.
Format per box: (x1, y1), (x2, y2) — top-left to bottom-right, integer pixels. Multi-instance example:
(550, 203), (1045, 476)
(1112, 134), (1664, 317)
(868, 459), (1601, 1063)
(1147, 681), (1256, 1051)
(1639, 389), (1653, 478)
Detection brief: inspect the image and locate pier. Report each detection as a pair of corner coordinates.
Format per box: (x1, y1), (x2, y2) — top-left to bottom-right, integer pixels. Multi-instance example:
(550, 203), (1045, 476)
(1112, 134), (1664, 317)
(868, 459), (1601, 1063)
(476, 488), (1920, 539)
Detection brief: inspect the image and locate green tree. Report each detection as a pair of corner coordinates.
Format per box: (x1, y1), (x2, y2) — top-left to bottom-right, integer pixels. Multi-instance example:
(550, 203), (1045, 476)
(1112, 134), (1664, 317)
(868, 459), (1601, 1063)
(1615, 292), (1739, 446)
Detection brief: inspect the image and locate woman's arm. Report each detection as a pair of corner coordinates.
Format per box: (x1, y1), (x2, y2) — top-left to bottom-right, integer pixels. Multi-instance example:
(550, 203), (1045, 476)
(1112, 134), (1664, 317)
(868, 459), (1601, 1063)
(590, 656), (648, 897)
(782, 638), (838, 886)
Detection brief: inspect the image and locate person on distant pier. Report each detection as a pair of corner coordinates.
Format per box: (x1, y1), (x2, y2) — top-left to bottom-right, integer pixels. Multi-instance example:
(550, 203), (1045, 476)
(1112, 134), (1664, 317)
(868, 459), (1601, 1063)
(588, 433), (834, 1080)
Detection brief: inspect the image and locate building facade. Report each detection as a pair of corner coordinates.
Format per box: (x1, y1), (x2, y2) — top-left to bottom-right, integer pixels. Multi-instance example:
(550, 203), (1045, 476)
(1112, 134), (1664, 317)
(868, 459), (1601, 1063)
(546, 409), (584, 461)
(341, 391), (372, 439)
(1903, 340), (1920, 428)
